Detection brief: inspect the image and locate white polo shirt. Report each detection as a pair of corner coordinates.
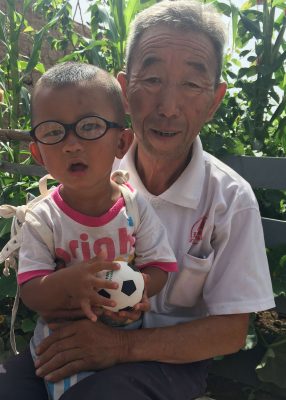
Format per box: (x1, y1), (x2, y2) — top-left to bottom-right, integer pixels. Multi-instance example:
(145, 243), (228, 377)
(119, 137), (275, 328)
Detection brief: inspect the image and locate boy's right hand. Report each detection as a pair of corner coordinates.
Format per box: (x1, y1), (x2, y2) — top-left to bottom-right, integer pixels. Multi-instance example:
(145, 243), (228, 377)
(63, 254), (121, 322)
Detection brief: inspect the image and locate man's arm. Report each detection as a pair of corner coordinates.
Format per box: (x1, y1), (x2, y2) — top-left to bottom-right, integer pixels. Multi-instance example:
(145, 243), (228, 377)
(35, 313), (249, 382)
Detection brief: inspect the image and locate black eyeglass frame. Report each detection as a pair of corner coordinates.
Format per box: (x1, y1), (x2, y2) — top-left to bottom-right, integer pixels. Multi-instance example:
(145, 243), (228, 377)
(30, 115), (124, 145)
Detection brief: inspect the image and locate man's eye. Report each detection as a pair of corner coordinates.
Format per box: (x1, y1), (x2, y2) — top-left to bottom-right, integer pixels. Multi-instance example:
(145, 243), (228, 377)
(144, 77), (161, 84)
(184, 81), (200, 89)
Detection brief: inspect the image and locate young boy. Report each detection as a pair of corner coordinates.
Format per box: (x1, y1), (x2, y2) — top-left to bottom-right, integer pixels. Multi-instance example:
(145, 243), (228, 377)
(18, 62), (177, 400)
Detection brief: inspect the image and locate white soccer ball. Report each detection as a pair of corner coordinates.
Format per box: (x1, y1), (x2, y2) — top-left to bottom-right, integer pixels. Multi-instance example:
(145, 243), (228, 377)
(97, 261), (144, 312)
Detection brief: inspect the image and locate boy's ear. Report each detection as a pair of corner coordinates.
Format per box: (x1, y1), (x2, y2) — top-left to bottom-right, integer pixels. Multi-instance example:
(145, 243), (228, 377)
(115, 128), (134, 159)
(117, 72), (129, 114)
(29, 142), (44, 165)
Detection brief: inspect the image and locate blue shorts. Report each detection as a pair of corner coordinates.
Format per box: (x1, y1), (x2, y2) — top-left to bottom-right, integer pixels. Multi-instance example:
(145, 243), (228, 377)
(0, 347), (211, 400)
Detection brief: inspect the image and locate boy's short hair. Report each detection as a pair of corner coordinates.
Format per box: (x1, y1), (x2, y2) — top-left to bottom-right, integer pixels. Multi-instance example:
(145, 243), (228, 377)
(31, 62), (125, 125)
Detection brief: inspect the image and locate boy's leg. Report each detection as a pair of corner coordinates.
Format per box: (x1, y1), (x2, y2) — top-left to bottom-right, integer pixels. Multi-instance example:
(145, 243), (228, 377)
(60, 360), (211, 400)
(0, 347), (48, 400)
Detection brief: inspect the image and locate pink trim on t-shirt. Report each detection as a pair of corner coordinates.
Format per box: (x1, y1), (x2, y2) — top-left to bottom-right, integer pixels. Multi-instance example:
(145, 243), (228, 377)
(52, 185), (125, 227)
(18, 270), (53, 285)
(137, 261), (178, 272)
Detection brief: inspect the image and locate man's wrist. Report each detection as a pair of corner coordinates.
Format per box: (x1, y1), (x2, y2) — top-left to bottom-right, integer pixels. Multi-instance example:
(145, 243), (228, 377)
(119, 327), (157, 363)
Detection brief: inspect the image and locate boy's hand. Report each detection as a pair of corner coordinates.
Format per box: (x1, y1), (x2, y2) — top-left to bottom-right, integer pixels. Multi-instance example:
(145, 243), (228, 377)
(64, 256), (121, 322)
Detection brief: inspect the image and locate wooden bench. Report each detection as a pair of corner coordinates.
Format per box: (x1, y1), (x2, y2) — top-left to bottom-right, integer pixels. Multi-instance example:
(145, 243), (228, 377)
(0, 129), (46, 177)
(222, 155), (286, 248)
(207, 154), (286, 398)
(2, 129), (286, 247)
(1, 130), (285, 247)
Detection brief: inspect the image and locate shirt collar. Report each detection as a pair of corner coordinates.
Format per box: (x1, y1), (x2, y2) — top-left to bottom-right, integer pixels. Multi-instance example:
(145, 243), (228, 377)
(119, 136), (205, 209)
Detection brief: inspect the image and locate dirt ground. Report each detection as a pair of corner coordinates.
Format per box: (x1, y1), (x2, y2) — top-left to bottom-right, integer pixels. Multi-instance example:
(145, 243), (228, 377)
(205, 310), (286, 400)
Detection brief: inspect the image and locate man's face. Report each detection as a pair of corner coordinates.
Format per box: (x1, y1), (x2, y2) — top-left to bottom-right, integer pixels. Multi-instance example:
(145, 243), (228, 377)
(121, 26), (226, 162)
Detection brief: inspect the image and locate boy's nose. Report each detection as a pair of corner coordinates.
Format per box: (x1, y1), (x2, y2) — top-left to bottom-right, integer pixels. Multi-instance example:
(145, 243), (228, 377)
(62, 129), (84, 151)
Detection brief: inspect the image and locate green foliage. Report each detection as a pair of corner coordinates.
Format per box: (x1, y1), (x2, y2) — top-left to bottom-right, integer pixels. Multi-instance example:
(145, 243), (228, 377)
(256, 339), (286, 390)
(59, 0), (156, 73)
(201, 0), (286, 157)
(0, 270), (36, 362)
(0, 0), (75, 356)
(0, 1), (285, 394)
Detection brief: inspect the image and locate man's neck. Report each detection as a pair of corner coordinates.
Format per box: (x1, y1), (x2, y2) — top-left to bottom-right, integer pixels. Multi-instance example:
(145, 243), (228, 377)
(135, 147), (192, 196)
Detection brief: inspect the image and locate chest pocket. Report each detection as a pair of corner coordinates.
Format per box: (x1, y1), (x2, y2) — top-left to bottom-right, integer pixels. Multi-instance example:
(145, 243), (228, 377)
(168, 250), (214, 307)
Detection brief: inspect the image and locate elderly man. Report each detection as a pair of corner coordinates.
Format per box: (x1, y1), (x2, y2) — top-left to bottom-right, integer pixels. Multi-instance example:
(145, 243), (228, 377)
(1, 1), (274, 399)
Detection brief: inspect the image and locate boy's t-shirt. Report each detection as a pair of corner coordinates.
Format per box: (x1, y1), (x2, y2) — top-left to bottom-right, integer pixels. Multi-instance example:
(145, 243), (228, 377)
(17, 182), (178, 400)
(18, 183), (177, 285)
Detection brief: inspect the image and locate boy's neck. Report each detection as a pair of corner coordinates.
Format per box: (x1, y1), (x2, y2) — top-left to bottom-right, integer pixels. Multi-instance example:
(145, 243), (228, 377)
(59, 181), (121, 217)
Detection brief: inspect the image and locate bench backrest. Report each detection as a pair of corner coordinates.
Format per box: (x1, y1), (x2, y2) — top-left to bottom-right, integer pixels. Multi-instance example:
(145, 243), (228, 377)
(0, 130), (285, 248)
(222, 155), (286, 248)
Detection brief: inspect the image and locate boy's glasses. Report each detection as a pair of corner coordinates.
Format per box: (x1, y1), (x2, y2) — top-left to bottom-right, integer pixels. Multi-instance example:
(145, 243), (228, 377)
(30, 115), (123, 145)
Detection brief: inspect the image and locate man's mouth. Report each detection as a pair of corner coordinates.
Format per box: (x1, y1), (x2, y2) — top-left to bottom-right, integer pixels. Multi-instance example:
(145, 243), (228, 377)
(152, 129), (178, 137)
(69, 162), (88, 172)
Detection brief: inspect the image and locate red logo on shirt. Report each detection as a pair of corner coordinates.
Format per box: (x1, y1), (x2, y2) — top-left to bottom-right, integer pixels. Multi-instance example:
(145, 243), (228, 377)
(190, 216), (207, 244)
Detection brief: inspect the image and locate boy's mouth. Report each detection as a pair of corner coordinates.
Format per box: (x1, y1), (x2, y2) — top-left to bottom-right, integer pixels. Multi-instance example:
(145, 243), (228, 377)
(69, 162), (88, 172)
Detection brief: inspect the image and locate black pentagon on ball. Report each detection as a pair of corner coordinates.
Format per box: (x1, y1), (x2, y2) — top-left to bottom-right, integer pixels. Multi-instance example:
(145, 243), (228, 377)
(98, 289), (111, 299)
(119, 305), (134, 312)
(121, 280), (136, 296)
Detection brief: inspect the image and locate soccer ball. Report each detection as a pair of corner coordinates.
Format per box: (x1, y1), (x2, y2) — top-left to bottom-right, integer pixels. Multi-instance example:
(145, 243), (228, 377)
(97, 261), (144, 312)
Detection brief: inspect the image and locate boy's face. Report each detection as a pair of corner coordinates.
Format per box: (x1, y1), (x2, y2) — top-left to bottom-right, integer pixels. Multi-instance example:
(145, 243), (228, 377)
(30, 83), (132, 193)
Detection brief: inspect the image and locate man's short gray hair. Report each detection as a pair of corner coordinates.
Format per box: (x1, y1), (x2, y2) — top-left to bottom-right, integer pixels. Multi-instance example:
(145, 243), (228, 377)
(126, 0), (227, 86)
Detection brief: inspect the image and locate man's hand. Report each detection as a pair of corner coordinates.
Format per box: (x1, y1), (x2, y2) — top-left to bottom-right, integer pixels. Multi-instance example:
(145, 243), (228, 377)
(102, 273), (150, 324)
(35, 319), (126, 382)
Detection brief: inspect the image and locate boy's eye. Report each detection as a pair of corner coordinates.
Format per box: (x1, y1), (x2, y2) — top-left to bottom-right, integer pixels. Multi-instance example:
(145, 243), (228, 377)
(81, 123), (101, 131)
(42, 129), (63, 138)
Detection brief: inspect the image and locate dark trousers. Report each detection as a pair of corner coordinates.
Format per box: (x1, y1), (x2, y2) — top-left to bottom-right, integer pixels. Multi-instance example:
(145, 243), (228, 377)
(0, 347), (211, 400)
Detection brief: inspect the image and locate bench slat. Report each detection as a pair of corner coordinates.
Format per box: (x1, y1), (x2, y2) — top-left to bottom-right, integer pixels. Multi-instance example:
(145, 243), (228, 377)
(221, 155), (286, 248)
(222, 155), (286, 190)
(0, 160), (46, 177)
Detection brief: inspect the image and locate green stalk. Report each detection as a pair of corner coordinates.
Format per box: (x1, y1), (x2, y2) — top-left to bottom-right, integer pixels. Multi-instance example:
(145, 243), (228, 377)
(7, 1), (23, 166)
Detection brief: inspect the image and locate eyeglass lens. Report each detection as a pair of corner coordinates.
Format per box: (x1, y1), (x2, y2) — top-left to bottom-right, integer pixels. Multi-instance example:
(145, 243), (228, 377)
(34, 116), (108, 144)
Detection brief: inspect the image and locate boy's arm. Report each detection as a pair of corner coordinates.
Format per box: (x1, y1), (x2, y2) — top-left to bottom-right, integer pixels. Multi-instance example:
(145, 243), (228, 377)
(20, 266), (84, 313)
(20, 258), (121, 321)
(141, 266), (168, 297)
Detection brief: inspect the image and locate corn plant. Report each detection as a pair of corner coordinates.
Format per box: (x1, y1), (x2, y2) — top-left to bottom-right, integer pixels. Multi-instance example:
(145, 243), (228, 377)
(201, 0), (286, 157)
(0, 0), (76, 360)
(60, 0), (157, 74)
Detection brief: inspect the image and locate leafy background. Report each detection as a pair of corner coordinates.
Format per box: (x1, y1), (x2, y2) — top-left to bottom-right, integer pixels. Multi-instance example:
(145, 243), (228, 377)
(0, 0), (285, 397)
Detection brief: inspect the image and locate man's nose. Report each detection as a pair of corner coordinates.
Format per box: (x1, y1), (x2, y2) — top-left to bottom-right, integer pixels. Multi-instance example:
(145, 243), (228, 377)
(157, 84), (181, 118)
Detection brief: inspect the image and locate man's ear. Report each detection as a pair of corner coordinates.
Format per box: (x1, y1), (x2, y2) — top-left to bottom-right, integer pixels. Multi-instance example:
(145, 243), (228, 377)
(115, 128), (134, 159)
(29, 142), (44, 165)
(117, 72), (130, 114)
(206, 82), (227, 122)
